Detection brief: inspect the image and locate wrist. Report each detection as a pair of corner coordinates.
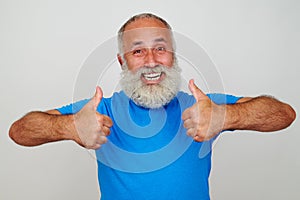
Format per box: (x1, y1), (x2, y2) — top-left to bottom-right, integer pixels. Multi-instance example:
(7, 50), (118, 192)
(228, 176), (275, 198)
(224, 104), (241, 131)
(55, 114), (81, 144)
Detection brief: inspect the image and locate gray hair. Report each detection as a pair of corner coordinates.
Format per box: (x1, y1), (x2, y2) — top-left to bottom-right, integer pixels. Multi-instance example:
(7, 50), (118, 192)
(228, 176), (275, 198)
(117, 13), (175, 56)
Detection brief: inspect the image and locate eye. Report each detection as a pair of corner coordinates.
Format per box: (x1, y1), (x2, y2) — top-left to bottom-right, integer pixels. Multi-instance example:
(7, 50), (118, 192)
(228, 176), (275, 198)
(154, 46), (166, 54)
(132, 48), (145, 56)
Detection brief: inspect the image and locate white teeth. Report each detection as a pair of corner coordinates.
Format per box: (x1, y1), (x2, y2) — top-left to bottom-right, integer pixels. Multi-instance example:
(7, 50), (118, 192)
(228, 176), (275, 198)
(143, 72), (162, 81)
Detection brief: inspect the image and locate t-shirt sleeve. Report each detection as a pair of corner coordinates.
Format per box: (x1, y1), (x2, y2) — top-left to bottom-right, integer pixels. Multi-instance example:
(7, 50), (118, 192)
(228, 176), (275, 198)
(56, 99), (90, 115)
(207, 93), (242, 105)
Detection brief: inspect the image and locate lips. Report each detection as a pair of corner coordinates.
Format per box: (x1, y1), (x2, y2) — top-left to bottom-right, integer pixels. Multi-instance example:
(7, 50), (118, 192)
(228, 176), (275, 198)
(141, 72), (166, 85)
(142, 72), (162, 81)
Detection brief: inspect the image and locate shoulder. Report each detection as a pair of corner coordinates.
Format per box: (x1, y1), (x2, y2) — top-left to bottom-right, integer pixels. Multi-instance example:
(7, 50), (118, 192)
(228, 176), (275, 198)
(207, 93), (242, 105)
(176, 91), (242, 105)
(55, 92), (123, 115)
(56, 98), (90, 114)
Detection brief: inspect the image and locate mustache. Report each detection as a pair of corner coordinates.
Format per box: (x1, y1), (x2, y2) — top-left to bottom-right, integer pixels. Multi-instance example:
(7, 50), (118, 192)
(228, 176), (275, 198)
(121, 65), (168, 83)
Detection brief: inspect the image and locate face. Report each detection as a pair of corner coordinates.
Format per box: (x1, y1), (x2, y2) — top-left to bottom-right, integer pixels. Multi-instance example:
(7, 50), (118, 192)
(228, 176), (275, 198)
(118, 18), (181, 109)
(120, 18), (174, 85)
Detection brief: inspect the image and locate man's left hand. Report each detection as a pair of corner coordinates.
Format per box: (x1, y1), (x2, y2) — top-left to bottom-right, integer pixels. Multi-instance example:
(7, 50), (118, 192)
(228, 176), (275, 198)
(182, 79), (226, 142)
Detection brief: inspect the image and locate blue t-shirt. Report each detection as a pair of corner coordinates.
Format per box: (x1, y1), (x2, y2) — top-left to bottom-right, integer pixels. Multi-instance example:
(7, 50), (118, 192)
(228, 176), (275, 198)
(57, 91), (241, 200)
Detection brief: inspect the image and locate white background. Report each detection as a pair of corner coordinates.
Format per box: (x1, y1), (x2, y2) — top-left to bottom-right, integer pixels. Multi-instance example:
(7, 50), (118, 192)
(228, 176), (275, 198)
(1, 0), (299, 199)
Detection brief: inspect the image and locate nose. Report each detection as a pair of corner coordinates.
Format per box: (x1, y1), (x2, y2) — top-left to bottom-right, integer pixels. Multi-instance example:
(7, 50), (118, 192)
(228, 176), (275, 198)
(144, 48), (157, 67)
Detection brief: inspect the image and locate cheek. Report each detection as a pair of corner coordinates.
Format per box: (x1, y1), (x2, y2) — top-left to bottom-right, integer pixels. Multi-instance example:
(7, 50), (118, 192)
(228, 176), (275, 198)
(160, 54), (174, 67)
(128, 62), (143, 71)
(124, 56), (142, 71)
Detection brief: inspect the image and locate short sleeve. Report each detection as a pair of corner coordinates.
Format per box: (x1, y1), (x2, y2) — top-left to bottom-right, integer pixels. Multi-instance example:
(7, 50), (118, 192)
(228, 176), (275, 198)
(207, 93), (242, 105)
(56, 99), (90, 115)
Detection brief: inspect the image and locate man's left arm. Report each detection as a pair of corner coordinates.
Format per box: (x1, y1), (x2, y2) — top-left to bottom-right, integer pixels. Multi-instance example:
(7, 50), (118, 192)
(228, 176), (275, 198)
(225, 95), (296, 132)
(182, 80), (296, 142)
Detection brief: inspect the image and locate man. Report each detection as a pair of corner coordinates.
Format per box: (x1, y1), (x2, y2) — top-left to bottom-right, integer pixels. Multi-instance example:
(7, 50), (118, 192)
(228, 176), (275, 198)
(9, 13), (296, 200)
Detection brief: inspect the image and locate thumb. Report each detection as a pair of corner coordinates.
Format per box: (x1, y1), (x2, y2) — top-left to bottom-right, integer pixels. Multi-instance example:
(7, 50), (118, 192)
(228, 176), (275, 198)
(188, 79), (207, 102)
(91, 86), (103, 110)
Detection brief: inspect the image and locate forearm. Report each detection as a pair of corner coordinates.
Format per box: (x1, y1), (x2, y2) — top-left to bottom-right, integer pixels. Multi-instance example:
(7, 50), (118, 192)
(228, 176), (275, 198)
(225, 96), (296, 132)
(9, 111), (80, 146)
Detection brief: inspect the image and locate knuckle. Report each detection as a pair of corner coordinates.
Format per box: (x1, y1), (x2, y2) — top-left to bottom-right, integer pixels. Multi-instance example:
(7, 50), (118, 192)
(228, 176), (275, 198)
(92, 144), (101, 150)
(183, 121), (188, 128)
(108, 120), (113, 127)
(97, 115), (104, 124)
(195, 129), (206, 139)
(96, 125), (102, 132)
(194, 136), (204, 142)
(100, 127), (109, 136)
(187, 128), (198, 138)
(102, 137), (108, 143)
(195, 134), (205, 141)
(99, 136), (108, 144)
(186, 129), (193, 137)
(105, 129), (111, 136)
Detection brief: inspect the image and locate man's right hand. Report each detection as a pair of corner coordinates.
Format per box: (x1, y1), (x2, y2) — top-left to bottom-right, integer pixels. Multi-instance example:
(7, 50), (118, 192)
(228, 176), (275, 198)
(74, 86), (113, 149)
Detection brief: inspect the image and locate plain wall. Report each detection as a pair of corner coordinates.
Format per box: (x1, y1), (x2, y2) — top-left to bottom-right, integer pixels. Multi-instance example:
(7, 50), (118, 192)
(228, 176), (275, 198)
(1, 0), (299, 199)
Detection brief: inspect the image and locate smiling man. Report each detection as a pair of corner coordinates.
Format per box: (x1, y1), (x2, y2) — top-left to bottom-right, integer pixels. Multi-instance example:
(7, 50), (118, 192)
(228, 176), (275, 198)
(119, 19), (180, 109)
(9, 13), (296, 200)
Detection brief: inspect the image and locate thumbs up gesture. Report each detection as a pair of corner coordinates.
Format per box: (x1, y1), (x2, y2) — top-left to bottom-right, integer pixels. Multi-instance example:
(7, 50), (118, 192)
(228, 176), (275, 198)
(74, 86), (113, 149)
(182, 79), (225, 142)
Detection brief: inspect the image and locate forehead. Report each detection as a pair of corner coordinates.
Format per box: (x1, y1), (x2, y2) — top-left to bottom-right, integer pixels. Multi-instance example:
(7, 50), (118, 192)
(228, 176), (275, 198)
(124, 17), (168, 30)
(122, 18), (173, 50)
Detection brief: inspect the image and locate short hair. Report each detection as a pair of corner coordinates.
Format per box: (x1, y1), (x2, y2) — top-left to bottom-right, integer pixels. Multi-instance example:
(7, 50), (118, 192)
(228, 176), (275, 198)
(117, 13), (174, 55)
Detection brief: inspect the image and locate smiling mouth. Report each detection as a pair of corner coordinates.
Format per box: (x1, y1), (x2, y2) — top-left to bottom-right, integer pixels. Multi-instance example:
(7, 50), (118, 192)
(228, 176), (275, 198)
(142, 72), (163, 81)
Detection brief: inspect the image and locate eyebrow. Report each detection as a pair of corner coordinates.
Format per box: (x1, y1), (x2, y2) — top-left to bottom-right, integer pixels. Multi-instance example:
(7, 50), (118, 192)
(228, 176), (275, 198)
(132, 41), (143, 47)
(153, 37), (167, 43)
(131, 37), (168, 48)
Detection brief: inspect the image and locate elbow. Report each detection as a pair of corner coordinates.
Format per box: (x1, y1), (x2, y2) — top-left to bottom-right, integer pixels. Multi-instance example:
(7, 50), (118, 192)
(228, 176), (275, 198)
(9, 120), (25, 146)
(285, 104), (296, 127)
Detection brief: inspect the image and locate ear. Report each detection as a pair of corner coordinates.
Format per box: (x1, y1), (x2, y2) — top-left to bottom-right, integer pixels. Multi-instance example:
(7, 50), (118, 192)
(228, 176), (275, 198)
(117, 54), (124, 66)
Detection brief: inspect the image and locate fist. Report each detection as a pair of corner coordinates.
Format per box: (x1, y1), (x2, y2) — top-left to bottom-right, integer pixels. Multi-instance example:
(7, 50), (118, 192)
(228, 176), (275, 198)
(74, 86), (113, 149)
(182, 80), (225, 142)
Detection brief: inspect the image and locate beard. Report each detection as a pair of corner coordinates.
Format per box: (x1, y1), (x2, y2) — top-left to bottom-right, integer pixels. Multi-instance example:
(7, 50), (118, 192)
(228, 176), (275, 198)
(120, 60), (182, 109)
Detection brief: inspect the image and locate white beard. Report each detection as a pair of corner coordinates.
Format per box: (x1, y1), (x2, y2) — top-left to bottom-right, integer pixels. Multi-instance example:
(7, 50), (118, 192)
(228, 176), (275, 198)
(120, 61), (181, 109)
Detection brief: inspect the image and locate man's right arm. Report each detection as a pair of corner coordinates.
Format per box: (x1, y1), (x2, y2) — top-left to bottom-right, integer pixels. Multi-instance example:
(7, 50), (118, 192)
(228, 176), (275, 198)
(9, 86), (113, 149)
(9, 110), (81, 147)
